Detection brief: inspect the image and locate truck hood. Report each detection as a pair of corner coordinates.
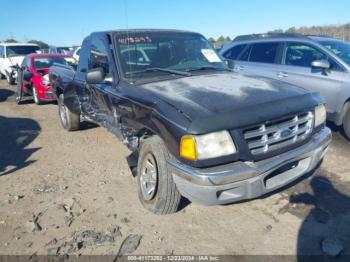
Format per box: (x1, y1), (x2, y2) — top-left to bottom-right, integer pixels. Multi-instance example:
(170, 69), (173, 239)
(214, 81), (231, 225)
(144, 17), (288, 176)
(4, 56), (25, 70)
(8, 56), (25, 65)
(140, 73), (322, 134)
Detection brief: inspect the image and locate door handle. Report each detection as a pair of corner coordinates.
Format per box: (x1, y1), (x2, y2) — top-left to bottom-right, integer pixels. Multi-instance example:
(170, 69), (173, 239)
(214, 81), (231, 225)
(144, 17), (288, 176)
(235, 65), (245, 72)
(277, 71), (288, 78)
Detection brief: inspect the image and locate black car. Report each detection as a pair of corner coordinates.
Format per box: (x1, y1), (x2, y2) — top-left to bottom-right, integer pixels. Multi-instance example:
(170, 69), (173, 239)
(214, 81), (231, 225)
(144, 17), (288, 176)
(49, 29), (331, 214)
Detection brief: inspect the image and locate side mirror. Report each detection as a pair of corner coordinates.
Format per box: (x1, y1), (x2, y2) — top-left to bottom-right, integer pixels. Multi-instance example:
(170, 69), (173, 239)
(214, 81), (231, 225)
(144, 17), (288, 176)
(86, 68), (106, 84)
(23, 71), (33, 81)
(311, 60), (330, 70)
(224, 59), (235, 70)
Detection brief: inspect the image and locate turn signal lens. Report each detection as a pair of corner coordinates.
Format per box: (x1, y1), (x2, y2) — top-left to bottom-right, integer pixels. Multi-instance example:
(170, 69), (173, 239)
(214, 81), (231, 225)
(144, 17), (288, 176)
(315, 104), (326, 127)
(180, 136), (197, 161)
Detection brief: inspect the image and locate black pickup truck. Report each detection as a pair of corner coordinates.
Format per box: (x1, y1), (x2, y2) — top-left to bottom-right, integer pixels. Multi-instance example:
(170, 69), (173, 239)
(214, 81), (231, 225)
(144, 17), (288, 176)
(49, 29), (331, 214)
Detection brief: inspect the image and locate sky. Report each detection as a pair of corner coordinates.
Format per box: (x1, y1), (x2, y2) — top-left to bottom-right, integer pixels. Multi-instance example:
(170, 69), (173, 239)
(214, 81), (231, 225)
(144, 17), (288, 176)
(1, 0), (350, 46)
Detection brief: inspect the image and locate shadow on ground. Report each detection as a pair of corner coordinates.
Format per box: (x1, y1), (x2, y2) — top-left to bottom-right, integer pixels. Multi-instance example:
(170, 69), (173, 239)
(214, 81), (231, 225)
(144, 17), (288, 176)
(284, 172), (350, 259)
(0, 88), (14, 102)
(0, 115), (41, 176)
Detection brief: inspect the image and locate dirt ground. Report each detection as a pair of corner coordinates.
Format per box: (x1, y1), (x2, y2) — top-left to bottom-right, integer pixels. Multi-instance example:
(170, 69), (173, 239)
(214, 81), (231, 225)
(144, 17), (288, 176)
(1, 79), (350, 259)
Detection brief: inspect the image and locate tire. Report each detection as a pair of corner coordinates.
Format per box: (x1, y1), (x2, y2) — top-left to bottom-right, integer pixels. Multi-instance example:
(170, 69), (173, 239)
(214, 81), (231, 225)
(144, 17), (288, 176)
(32, 87), (42, 105)
(6, 73), (15, 85)
(15, 75), (23, 105)
(58, 94), (80, 131)
(0, 72), (5, 79)
(343, 107), (350, 140)
(137, 136), (181, 215)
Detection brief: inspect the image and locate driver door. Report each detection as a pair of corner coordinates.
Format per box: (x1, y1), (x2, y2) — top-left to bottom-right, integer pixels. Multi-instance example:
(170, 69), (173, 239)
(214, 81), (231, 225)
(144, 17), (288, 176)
(21, 57), (32, 93)
(82, 34), (112, 123)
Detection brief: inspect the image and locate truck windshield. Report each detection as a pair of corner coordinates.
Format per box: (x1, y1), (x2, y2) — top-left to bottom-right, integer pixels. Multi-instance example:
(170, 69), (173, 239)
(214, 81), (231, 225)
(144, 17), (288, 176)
(6, 46), (40, 57)
(318, 40), (350, 65)
(33, 57), (69, 69)
(115, 32), (228, 80)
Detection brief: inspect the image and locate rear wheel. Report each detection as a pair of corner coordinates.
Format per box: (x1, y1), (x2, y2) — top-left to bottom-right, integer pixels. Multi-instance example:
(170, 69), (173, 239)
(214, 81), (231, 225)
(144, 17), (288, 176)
(58, 94), (80, 131)
(137, 136), (181, 215)
(343, 107), (350, 140)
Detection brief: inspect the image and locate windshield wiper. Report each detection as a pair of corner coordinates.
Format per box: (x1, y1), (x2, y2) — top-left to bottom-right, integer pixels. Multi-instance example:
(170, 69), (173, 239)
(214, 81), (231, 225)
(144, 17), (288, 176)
(187, 66), (230, 72)
(132, 67), (191, 77)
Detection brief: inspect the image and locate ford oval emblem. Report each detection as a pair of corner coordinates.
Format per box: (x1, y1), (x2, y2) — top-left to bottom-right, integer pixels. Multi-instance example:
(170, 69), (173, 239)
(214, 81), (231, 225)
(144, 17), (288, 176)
(281, 129), (293, 138)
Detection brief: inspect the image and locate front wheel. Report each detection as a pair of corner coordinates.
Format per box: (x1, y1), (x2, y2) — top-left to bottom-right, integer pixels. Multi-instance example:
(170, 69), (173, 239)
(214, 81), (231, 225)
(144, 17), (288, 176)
(343, 107), (350, 140)
(6, 74), (15, 85)
(0, 72), (5, 79)
(137, 136), (181, 215)
(58, 94), (80, 131)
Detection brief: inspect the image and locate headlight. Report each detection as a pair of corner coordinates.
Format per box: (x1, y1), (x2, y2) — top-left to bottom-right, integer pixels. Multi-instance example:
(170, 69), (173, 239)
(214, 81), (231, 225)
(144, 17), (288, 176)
(180, 131), (236, 161)
(315, 104), (326, 127)
(41, 79), (50, 86)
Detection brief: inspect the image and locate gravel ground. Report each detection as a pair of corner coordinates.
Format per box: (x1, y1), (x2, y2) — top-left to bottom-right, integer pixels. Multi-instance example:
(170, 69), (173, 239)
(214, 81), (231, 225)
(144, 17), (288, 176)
(0, 79), (350, 259)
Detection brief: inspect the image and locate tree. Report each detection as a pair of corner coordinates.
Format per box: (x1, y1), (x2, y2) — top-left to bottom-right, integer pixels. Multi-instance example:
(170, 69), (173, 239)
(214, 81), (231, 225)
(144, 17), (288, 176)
(217, 36), (226, 43)
(4, 38), (18, 43)
(28, 40), (49, 49)
(208, 37), (216, 46)
(286, 27), (297, 33)
(267, 29), (284, 34)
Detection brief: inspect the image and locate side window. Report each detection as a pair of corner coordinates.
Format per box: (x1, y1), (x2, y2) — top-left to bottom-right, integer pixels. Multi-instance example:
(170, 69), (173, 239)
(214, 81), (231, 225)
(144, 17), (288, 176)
(89, 35), (110, 73)
(0, 46), (3, 56)
(249, 42), (279, 64)
(238, 45), (251, 61)
(25, 57), (31, 69)
(284, 43), (327, 67)
(223, 44), (247, 60)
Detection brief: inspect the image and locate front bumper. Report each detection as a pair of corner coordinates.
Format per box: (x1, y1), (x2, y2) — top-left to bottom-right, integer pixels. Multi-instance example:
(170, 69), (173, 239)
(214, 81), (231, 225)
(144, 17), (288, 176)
(169, 127), (331, 206)
(37, 86), (56, 101)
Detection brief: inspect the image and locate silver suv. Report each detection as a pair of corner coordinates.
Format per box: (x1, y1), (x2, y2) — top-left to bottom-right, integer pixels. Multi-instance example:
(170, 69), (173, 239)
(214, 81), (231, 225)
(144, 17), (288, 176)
(220, 34), (350, 139)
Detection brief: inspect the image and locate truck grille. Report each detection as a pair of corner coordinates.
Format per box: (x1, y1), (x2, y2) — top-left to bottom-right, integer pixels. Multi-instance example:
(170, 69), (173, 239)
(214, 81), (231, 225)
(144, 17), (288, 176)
(243, 112), (314, 155)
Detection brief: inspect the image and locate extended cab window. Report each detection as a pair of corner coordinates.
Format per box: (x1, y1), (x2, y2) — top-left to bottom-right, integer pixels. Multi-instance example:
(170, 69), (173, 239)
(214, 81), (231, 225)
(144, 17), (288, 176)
(249, 42), (279, 64)
(224, 44), (247, 60)
(89, 36), (110, 73)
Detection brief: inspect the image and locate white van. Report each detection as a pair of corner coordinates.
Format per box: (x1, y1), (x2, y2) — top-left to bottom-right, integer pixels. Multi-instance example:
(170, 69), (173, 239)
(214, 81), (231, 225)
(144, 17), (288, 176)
(0, 43), (40, 84)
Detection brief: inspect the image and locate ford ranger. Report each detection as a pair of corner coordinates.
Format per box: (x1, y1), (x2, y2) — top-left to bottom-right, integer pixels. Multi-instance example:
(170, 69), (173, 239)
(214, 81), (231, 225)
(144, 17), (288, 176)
(49, 29), (331, 214)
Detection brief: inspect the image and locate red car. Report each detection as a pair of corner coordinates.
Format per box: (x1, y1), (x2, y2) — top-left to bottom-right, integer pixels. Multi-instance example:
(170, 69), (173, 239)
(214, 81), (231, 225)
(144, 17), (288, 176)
(15, 54), (75, 105)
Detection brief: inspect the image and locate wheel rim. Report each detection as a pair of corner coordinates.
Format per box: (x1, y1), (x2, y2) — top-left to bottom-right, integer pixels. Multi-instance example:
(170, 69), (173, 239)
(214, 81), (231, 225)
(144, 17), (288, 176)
(140, 153), (158, 201)
(59, 101), (68, 127)
(33, 88), (39, 104)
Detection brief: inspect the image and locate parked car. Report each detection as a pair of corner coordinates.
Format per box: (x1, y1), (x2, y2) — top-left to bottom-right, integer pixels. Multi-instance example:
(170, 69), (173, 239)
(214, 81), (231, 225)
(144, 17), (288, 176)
(220, 34), (350, 139)
(49, 29), (331, 214)
(0, 43), (40, 84)
(48, 46), (73, 55)
(16, 54), (74, 105)
(73, 46), (81, 61)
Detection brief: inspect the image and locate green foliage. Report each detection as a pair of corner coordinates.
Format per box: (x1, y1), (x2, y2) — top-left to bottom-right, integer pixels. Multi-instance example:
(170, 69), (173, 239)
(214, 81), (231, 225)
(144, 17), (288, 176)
(4, 38), (18, 43)
(209, 35), (232, 48)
